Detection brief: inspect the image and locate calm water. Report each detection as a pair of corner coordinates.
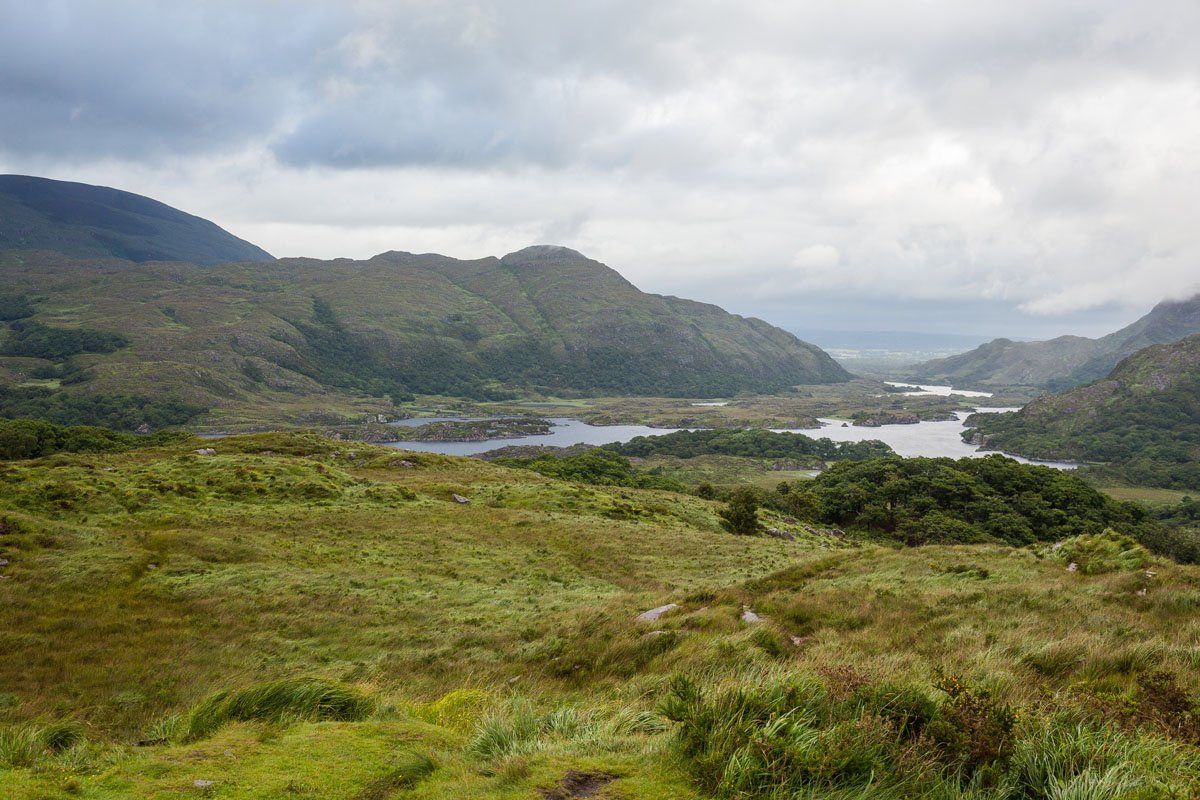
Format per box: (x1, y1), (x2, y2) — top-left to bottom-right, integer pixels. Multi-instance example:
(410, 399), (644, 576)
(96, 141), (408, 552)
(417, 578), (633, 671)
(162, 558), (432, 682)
(384, 417), (685, 456)
(780, 410), (1075, 468)
(884, 381), (993, 398)
(385, 405), (1076, 468)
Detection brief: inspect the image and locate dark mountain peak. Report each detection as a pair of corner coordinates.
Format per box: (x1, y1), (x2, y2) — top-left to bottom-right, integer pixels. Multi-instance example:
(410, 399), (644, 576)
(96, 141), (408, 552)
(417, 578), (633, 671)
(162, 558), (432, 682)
(0, 174), (273, 266)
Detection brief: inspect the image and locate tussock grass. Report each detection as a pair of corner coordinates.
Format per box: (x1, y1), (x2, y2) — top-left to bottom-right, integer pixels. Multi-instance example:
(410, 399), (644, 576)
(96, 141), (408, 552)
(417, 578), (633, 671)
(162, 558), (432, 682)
(173, 679), (374, 742)
(0, 720), (87, 768)
(659, 671), (1200, 799)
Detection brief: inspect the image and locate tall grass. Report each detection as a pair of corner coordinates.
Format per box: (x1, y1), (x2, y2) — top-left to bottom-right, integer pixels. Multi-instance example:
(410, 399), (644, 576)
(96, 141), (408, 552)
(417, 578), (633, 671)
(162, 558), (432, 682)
(164, 679), (375, 743)
(0, 720), (86, 768)
(659, 672), (1200, 799)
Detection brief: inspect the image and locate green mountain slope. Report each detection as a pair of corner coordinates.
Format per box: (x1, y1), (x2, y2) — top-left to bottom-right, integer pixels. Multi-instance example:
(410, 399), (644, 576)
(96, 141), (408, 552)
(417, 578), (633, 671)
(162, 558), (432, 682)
(965, 334), (1200, 488)
(0, 174), (273, 266)
(0, 245), (848, 427)
(908, 294), (1200, 390)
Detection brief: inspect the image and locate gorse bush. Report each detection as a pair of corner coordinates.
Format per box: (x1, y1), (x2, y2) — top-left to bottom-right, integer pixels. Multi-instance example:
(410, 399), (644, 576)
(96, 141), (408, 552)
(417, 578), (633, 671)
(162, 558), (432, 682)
(174, 679), (374, 742)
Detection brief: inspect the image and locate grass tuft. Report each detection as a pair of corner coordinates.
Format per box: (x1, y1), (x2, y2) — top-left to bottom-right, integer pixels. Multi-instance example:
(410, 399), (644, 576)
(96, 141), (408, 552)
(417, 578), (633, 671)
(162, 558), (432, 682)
(177, 679), (374, 742)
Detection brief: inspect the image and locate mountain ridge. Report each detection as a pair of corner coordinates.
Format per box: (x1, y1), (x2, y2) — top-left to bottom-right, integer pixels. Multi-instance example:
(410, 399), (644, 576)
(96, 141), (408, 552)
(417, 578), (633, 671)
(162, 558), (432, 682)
(0, 174), (274, 266)
(0, 242), (849, 428)
(908, 293), (1200, 389)
(965, 333), (1200, 488)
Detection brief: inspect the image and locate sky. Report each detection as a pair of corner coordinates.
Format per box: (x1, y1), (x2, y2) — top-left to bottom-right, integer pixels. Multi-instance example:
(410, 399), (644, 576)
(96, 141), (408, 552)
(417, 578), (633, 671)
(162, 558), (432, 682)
(2, 1), (1199, 341)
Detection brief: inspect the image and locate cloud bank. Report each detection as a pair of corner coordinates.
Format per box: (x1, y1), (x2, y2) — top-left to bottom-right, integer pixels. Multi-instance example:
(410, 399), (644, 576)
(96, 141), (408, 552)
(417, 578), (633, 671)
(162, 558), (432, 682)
(2, 0), (1199, 336)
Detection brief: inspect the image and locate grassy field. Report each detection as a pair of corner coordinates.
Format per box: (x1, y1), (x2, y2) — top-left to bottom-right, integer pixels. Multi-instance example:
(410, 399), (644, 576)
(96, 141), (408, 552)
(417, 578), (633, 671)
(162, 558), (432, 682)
(637, 453), (820, 488)
(2, 434), (1198, 798)
(1101, 486), (1194, 506)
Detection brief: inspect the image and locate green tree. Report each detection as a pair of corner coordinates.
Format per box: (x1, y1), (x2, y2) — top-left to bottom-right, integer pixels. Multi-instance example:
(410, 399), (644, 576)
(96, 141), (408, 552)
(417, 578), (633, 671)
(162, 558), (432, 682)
(719, 488), (763, 536)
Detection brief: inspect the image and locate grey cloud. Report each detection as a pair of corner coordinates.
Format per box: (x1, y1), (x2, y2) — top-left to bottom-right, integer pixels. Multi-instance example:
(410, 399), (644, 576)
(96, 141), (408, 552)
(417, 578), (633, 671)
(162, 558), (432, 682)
(3, 0), (1200, 335)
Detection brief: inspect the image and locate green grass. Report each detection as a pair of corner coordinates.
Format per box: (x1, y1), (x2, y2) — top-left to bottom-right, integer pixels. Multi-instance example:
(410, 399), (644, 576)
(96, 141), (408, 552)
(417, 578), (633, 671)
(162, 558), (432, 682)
(1, 432), (1198, 798)
(1102, 486), (1193, 506)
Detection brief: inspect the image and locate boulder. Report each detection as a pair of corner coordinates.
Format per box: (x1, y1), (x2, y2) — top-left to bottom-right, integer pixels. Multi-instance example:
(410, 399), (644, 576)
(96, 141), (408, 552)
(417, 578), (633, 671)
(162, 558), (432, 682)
(741, 607), (763, 623)
(192, 448), (216, 456)
(636, 603), (678, 622)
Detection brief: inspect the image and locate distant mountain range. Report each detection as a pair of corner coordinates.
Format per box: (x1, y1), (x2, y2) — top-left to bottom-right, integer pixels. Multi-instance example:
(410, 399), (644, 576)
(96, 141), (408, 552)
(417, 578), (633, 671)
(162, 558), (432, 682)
(906, 294), (1200, 390)
(0, 177), (849, 428)
(0, 174), (273, 266)
(965, 333), (1200, 488)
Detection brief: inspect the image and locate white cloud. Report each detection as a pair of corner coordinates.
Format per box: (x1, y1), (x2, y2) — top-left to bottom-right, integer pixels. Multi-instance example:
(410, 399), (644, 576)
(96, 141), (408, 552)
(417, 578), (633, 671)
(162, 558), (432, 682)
(3, 0), (1200, 336)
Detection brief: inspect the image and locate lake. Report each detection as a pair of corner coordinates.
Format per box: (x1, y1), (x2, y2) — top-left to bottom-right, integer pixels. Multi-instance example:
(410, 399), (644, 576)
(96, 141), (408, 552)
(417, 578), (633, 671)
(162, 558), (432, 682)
(385, 398), (1076, 468)
(384, 417), (687, 456)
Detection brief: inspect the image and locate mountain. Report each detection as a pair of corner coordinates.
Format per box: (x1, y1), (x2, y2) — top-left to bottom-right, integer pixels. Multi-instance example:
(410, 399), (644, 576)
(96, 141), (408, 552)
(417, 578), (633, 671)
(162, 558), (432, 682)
(965, 333), (1200, 488)
(0, 244), (849, 428)
(0, 174), (273, 266)
(907, 294), (1200, 390)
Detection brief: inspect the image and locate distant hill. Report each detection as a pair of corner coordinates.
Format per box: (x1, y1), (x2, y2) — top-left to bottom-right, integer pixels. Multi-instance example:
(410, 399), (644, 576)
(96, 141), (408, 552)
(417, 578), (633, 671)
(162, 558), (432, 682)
(0, 244), (849, 428)
(0, 174), (273, 266)
(964, 334), (1200, 488)
(907, 294), (1200, 390)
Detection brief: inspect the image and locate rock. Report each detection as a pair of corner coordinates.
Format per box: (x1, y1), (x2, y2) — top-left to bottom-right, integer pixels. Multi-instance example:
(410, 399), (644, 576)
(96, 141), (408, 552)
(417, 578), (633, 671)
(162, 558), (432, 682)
(741, 606), (762, 623)
(765, 527), (796, 541)
(193, 779), (214, 789)
(1066, 562), (1078, 572)
(136, 423), (152, 435)
(397, 460), (415, 468)
(636, 603), (678, 622)
(192, 448), (216, 456)
(0, 558), (8, 567)
(375, 414), (388, 423)
(452, 494), (471, 504)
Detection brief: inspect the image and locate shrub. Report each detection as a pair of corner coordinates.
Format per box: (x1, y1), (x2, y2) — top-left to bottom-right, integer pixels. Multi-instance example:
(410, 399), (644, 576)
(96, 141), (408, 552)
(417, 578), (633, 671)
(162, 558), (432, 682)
(719, 488), (762, 535)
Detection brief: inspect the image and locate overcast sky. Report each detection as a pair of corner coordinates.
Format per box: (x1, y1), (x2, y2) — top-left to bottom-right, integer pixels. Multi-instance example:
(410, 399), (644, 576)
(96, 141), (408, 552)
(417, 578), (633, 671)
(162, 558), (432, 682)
(2, 1), (1199, 340)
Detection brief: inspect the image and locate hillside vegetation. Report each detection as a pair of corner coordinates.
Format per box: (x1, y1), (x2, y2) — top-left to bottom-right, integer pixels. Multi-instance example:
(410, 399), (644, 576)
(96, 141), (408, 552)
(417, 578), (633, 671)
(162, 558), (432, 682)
(966, 334), (1200, 490)
(0, 245), (848, 429)
(2, 433), (1199, 798)
(908, 294), (1200, 390)
(0, 175), (273, 266)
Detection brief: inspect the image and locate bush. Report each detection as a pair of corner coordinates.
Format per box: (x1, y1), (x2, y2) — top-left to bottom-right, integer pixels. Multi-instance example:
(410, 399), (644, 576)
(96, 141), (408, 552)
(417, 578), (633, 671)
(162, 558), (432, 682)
(1, 321), (127, 361)
(770, 455), (1147, 547)
(0, 387), (205, 430)
(719, 488), (762, 535)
